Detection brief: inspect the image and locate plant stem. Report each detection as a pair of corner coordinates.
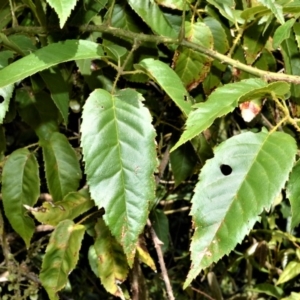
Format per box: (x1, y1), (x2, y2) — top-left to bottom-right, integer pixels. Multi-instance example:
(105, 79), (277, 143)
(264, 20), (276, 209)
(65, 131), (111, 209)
(147, 219), (175, 300)
(3, 25), (300, 84)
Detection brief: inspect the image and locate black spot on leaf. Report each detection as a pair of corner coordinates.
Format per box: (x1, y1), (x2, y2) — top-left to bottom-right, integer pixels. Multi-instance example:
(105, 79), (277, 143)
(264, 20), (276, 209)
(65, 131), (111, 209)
(220, 164), (232, 176)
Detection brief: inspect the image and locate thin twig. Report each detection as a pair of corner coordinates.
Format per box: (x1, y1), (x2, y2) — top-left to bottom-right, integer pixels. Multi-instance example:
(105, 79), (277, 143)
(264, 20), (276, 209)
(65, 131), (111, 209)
(3, 25), (300, 84)
(147, 219), (175, 300)
(191, 286), (216, 300)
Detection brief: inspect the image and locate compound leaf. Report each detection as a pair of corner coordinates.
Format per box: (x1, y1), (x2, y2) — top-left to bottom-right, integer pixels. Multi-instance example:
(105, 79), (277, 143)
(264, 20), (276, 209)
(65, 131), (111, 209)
(81, 88), (157, 265)
(184, 131), (297, 287)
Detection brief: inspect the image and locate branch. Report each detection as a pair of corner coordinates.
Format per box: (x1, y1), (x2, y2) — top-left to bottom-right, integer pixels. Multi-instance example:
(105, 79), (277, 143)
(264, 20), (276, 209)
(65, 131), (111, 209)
(147, 219), (175, 300)
(3, 25), (300, 84)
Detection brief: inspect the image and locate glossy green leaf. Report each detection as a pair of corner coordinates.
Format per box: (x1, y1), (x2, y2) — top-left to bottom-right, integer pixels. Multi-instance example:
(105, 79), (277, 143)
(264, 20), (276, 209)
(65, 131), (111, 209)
(243, 21), (274, 65)
(172, 79), (268, 152)
(16, 89), (59, 140)
(40, 219), (85, 300)
(41, 132), (81, 202)
(128, 0), (178, 38)
(281, 36), (300, 103)
(173, 22), (213, 91)
(0, 40), (104, 88)
(170, 142), (198, 186)
(31, 188), (94, 226)
(207, 0), (243, 23)
(110, 3), (140, 32)
(277, 261), (300, 285)
(273, 18), (295, 49)
(257, 0), (284, 24)
(0, 84), (14, 124)
(151, 209), (169, 253)
(202, 17), (229, 94)
(45, 0), (78, 28)
(2, 148), (40, 247)
(90, 219), (128, 297)
(136, 58), (192, 116)
(40, 67), (69, 125)
(204, 17), (229, 54)
(81, 89), (157, 264)
(184, 131), (297, 287)
(286, 159), (300, 230)
(70, 0), (107, 25)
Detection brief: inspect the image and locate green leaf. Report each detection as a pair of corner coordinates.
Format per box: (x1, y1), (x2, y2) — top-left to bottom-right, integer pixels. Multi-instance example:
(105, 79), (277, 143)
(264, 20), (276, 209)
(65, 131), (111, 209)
(250, 283), (283, 298)
(243, 20), (274, 65)
(286, 159), (300, 230)
(0, 84), (14, 124)
(281, 36), (300, 103)
(151, 209), (169, 253)
(171, 79), (268, 151)
(273, 18), (295, 49)
(293, 23), (300, 49)
(241, 6), (270, 22)
(170, 142), (198, 186)
(277, 261), (300, 285)
(16, 89), (59, 140)
(0, 40), (104, 88)
(173, 21), (213, 90)
(156, 0), (187, 10)
(206, 0), (243, 23)
(204, 17), (229, 54)
(282, 293), (300, 300)
(2, 148), (40, 247)
(70, 0), (107, 25)
(41, 132), (82, 202)
(184, 131), (297, 288)
(40, 220), (85, 300)
(81, 89), (157, 265)
(0, 50), (14, 69)
(136, 58), (192, 117)
(90, 219), (128, 297)
(257, 0), (284, 24)
(40, 67), (69, 125)
(31, 188), (94, 226)
(45, 0), (79, 28)
(128, 0), (178, 38)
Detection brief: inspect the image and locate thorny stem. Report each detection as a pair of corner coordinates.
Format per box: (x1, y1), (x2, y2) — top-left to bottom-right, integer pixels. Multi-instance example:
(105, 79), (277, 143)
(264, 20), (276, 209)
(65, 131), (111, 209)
(147, 219), (175, 300)
(3, 25), (300, 84)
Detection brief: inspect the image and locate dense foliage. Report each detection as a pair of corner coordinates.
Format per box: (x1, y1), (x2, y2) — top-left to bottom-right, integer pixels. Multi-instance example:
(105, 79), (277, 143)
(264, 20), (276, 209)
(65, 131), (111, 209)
(1, 0), (300, 299)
